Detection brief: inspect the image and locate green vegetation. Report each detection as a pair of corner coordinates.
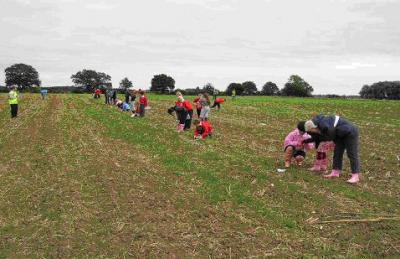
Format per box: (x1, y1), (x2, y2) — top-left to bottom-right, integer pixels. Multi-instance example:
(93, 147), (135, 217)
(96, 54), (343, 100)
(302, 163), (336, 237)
(0, 94), (398, 257)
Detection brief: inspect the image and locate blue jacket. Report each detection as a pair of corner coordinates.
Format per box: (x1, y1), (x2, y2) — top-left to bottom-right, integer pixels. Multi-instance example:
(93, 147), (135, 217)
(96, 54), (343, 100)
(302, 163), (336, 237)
(312, 115), (358, 140)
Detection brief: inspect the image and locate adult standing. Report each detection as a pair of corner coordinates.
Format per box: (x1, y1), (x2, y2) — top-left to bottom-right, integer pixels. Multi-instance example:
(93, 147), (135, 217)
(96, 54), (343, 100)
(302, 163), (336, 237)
(104, 88), (109, 104)
(231, 88), (236, 100)
(213, 88), (219, 101)
(8, 85), (19, 118)
(305, 114), (361, 184)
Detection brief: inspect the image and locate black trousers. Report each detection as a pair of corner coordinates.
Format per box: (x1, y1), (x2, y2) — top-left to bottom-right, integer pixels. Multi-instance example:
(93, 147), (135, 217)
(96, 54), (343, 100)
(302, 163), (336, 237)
(177, 109), (188, 124)
(333, 129), (360, 173)
(10, 104), (18, 118)
(184, 110), (193, 130)
(211, 102), (220, 109)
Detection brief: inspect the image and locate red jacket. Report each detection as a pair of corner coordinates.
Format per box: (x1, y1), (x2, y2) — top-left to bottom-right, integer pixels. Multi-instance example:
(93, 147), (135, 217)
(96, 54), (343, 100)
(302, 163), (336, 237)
(193, 97), (202, 109)
(95, 89), (101, 95)
(175, 100), (193, 111)
(215, 98), (225, 104)
(139, 95), (148, 106)
(194, 121), (213, 139)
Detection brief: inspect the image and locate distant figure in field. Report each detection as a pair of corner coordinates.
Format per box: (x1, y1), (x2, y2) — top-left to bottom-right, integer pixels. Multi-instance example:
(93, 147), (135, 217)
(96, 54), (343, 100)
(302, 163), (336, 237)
(213, 88), (219, 100)
(199, 92), (211, 121)
(305, 114), (361, 184)
(193, 94), (202, 118)
(94, 88), (101, 99)
(105, 89), (113, 104)
(193, 119), (213, 140)
(211, 97), (225, 110)
(40, 88), (48, 100)
(283, 121), (314, 168)
(137, 90), (148, 117)
(8, 85), (19, 118)
(111, 89), (117, 104)
(231, 88), (236, 100)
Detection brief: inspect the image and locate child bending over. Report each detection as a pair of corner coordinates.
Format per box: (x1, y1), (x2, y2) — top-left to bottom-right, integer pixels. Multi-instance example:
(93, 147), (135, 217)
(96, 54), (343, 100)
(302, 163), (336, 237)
(193, 119), (213, 140)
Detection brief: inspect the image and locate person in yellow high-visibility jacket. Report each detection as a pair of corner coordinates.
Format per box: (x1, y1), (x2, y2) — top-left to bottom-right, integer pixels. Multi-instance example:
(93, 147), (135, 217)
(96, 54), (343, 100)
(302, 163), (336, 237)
(8, 85), (19, 118)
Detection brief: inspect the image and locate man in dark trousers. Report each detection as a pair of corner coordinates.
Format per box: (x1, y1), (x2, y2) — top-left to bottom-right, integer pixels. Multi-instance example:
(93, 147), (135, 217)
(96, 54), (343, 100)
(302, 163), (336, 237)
(8, 85), (19, 118)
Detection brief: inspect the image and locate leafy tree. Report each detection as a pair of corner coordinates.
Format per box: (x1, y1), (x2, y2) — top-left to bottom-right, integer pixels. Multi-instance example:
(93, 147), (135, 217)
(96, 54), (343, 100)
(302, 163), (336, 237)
(120, 77), (133, 89)
(261, 81), (279, 96)
(150, 74), (175, 93)
(242, 81), (258, 95)
(225, 83), (244, 95)
(359, 81), (400, 100)
(5, 63), (41, 89)
(202, 83), (215, 95)
(281, 75), (313, 97)
(71, 69), (111, 91)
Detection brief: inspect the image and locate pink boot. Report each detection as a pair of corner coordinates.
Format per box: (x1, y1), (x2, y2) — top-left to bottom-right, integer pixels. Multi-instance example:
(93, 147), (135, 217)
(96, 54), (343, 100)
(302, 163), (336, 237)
(324, 169), (340, 179)
(320, 159), (329, 172)
(177, 124), (185, 133)
(347, 174), (360, 184)
(310, 160), (321, 172)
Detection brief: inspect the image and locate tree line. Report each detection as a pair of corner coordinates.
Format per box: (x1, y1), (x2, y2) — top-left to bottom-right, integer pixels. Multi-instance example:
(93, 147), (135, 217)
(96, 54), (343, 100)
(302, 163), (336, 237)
(2, 63), (399, 99)
(359, 81), (400, 100)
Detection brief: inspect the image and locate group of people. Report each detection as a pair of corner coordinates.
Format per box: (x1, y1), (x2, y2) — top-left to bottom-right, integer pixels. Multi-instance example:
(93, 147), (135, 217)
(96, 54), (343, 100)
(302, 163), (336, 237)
(98, 88), (148, 117)
(168, 91), (226, 139)
(6, 85), (361, 184)
(283, 115), (361, 184)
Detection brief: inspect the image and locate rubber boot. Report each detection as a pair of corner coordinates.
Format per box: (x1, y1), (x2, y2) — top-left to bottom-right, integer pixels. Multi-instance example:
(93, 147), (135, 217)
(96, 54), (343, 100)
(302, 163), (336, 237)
(285, 147), (293, 168)
(310, 159), (322, 172)
(324, 169), (341, 179)
(347, 173), (360, 184)
(320, 158), (329, 172)
(295, 156), (304, 166)
(177, 124), (185, 133)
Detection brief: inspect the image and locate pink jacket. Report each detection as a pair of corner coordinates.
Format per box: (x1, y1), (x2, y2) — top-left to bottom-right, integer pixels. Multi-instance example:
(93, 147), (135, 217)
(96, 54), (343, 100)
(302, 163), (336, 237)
(284, 129), (314, 150)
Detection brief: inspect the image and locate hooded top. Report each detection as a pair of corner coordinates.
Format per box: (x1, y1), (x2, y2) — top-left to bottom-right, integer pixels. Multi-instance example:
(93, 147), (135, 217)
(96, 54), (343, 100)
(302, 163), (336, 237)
(284, 129), (314, 150)
(312, 115), (358, 140)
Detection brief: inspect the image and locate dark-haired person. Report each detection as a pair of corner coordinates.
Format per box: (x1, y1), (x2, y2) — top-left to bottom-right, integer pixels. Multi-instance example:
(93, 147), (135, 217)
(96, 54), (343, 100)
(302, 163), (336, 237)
(305, 114), (361, 184)
(283, 121), (314, 168)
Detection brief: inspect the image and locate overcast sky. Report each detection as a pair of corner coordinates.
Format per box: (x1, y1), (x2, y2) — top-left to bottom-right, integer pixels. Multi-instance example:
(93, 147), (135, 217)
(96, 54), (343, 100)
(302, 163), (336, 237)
(0, 0), (399, 94)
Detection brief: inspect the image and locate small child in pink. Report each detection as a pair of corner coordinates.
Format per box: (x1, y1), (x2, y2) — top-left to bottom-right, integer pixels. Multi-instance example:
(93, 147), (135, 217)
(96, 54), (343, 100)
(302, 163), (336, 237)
(284, 121), (314, 168)
(311, 141), (335, 172)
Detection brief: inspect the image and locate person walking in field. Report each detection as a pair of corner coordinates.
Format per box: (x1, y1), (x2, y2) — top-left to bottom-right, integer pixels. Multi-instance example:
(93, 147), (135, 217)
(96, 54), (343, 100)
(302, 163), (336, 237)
(213, 88), (219, 100)
(103, 89), (110, 104)
(283, 121), (314, 168)
(8, 85), (19, 118)
(111, 89), (117, 104)
(305, 114), (361, 184)
(199, 92), (211, 121)
(231, 88), (236, 100)
(40, 88), (48, 100)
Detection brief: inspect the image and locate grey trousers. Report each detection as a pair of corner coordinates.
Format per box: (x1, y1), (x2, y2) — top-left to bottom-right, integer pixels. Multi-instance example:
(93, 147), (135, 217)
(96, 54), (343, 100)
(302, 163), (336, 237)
(332, 127), (360, 173)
